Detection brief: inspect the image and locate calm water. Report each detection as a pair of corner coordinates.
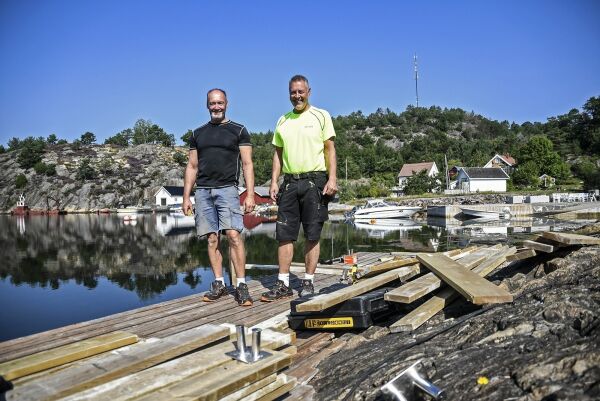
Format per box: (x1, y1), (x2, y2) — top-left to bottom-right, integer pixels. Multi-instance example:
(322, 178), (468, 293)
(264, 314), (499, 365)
(0, 213), (592, 341)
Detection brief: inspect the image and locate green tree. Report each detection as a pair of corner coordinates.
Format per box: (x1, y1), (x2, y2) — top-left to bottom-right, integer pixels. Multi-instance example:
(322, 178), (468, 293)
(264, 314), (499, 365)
(173, 151), (187, 166)
(181, 129), (193, 145)
(517, 135), (568, 179)
(105, 129), (132, 146)
(76, 158), (97, 180)
(57, 139), (68, 145)
(511, 161), (540, 188)
(97, 157), (114, 175)
(8, 137), (21, 151)
(15, 173), (28, 189)
(0, 145), (5, 154)
(403, 170), (437, 195)
(80, 132), (96, 145)
(34, 161), (56, 175)
(47, 134), (58, 144)
(17, 136), (46, 169)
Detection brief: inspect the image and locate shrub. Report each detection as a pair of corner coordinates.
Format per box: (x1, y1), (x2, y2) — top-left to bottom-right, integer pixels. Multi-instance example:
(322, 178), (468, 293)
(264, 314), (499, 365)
(15, 174), (27, 189)
(34, 161), (56, 176)
(173, 152), (187, 166)
(76, 158), (97, 180)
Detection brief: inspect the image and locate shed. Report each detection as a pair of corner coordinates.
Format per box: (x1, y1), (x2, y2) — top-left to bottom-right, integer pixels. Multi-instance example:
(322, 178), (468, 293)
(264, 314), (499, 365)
(456, 167), (509, 193)
(154, 186), (194, 207)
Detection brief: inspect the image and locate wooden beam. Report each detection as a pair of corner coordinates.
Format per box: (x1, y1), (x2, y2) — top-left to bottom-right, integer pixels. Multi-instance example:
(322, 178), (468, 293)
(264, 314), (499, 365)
(58, 329), (294, 401)
(6, 325), (229, 401)
(355, 258), (418, 279)
(541, 231), (600, 245)
(417, 253), (513, 304)
(390, 247), (516, 332)
(522, 240), (556, 253)
(0, 331), (137, 381)
(295, 265), (421, 313)
(506, 248), (537, 261)
(134, 350), (293, 401)
(219, 374), (278, 401)
(385, 247), (498, 304)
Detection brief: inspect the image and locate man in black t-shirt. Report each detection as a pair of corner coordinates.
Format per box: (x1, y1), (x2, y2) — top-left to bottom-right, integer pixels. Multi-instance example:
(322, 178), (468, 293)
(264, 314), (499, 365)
(183, 88), (256, 306)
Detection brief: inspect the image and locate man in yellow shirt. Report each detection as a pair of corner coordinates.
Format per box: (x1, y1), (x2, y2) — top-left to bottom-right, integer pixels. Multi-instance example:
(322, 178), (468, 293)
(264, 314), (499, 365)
(261, 75), (337, 301)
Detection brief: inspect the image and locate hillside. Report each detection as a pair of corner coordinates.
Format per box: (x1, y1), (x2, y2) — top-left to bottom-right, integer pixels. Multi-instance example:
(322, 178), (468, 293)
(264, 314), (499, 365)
(1, 96), (598, 212)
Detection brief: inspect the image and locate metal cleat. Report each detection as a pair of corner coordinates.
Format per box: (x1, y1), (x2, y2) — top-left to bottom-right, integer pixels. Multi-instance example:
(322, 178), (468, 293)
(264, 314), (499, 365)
(225, 325), (272, 364)
(381, 360), (445, 401)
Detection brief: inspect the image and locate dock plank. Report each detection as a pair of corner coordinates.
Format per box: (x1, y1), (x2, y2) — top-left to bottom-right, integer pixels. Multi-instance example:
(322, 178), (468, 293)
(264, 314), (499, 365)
(541, 231), (600, 245)
(390, 247), (516, 332)
(6, 325), (228, 401)
(417, 253), (513, 304)
(133, 350), (292, 401)
(0, 331), (138, 381)
(385, 247), (496, 304)
(59, 329), (293, 401)
(506, 248), (537, 262)
(295, 265), (421, 313)
(523, 240), (556, 253)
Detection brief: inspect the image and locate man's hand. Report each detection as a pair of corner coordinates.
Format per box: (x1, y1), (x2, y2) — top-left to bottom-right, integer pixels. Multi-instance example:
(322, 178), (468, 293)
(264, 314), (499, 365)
(182, 197), (194, 216)
(323, 178), (338, 196)
(269, 183), (279, 202)
(243, 195), (256, 214)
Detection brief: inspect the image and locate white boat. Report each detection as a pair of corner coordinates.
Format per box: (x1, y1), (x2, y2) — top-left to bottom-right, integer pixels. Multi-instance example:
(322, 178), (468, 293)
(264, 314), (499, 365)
(460, 207), (501, 219)
(349, 199), (421, 219)
(353, 218), (421, 232)
(117, 206), (143, 214)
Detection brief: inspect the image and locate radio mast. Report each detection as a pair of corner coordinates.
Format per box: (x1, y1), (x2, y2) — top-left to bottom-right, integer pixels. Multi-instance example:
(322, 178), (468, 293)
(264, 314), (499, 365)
(414, 53), (419, 107)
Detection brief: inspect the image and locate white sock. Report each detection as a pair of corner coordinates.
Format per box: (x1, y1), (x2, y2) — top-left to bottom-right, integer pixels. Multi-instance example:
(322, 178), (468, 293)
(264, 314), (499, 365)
(215, 277), (225, 284)
(237, 277), (246, 285)
(304, 274), (314, 282)
(278, 273), (290, 287)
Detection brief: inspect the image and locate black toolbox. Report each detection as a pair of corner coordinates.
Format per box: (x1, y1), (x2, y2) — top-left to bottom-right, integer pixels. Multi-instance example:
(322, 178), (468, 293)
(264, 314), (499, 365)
(288, 287), (396, 330)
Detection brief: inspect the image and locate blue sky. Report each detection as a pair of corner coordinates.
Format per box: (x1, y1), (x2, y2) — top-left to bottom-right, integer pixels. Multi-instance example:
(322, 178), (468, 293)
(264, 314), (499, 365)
(1, 0), (599, 145)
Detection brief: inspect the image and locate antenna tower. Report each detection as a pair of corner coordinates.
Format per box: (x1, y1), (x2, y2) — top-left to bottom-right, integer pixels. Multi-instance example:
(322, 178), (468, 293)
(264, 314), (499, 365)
(414, 54), (419, 107)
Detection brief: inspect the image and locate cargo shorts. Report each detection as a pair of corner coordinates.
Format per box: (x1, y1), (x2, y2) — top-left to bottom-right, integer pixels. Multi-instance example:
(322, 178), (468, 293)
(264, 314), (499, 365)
(194, 186), (244, 237)
(275, 171), (331, 242)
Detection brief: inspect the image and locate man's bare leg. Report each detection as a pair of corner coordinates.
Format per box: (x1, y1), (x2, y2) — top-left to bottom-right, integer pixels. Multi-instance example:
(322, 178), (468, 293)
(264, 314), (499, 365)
(304, 240), (319, 275)
(206, 232), (223, 278)
(226, 230), (246, 278)
(278, 241), (294, 274)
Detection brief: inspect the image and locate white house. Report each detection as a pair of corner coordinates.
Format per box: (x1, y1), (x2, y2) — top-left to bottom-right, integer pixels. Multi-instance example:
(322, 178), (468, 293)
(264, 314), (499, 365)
(455, 167), (509, 193)
(483, 154), (516, 175)
(397, 162), (439, 189)
(154, 186), (195, 207)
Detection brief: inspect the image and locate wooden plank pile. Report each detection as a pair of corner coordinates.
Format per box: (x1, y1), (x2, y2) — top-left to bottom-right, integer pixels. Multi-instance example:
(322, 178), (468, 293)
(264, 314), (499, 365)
(1, 322), (298, 401)
(295, 231), (600, 335)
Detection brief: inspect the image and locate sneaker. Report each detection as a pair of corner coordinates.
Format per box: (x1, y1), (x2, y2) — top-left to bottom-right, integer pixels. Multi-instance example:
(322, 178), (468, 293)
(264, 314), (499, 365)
(234, 283), (253, 306)
(299, 279), (315, 297)
(203, 280), (227, 302)
(260, 280), (293, 302)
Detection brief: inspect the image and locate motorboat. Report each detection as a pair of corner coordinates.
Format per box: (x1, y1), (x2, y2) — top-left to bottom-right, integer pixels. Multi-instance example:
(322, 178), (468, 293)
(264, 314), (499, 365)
(347, 199), (421, 220)
(353, 218), (421, 232)
(460, 207), (503, 220)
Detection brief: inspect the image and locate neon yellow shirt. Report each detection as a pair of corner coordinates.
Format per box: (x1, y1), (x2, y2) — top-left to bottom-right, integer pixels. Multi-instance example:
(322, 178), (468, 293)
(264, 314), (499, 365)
(272, 106), (336, 174)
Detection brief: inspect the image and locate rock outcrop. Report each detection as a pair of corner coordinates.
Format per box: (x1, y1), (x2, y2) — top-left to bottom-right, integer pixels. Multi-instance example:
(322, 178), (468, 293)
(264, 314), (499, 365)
(0, 144), (187, 212)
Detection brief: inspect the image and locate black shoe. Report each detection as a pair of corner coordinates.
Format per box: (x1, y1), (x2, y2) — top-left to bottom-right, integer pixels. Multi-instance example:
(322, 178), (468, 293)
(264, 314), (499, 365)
(299, 279), (315, 297)
(203, 280), (227, 302)
(234, 283), (253, 306)
(260, 280), (293, 302)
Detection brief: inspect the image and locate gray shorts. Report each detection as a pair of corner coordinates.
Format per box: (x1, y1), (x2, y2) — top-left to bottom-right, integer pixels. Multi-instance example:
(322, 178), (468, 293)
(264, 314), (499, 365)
(194, 186), (244, 237)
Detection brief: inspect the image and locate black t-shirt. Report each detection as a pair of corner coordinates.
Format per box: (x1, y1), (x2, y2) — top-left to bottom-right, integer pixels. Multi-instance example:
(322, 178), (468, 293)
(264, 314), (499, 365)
(189, 120), (252, 188)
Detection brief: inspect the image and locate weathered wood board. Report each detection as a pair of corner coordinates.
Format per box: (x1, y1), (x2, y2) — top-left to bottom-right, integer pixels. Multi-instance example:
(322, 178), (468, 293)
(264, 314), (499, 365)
(523, 240), (556, 253)
(541, 231), (600, 245)
(417, 253), (513, 304)
(295, 265), (421, 313)
(0, 331), (137, 381)
(133, 350), (293, 401)
(6, 325), (229, 401)
(506, 248), (537, 261)
(385, 247), (496, 304)
(60, 329), (293, 401)
(390, 247), (515, 332)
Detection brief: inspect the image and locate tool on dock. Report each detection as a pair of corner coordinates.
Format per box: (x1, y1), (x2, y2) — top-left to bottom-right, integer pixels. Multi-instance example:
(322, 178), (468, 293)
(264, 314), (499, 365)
(226, 325), (272, 364)
(381, 360), (445, 401)
(340, 252), (358, 284)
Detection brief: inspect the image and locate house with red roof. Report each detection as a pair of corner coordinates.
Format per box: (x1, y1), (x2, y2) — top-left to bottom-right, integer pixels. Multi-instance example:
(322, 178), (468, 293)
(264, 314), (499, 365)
(483, 154), (516, 175)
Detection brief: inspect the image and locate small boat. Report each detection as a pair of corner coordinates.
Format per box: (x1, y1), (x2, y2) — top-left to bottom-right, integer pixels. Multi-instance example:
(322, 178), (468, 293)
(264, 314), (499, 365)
(353, 218), (421, 232)
(460, 207), (501, 220)
(348, 199), (421, 220)
(117, 206), (143, 214)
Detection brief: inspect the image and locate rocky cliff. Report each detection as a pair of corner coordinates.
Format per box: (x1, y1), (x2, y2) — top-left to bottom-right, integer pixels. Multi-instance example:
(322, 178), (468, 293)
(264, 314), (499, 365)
(0, 144), (187, 212)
